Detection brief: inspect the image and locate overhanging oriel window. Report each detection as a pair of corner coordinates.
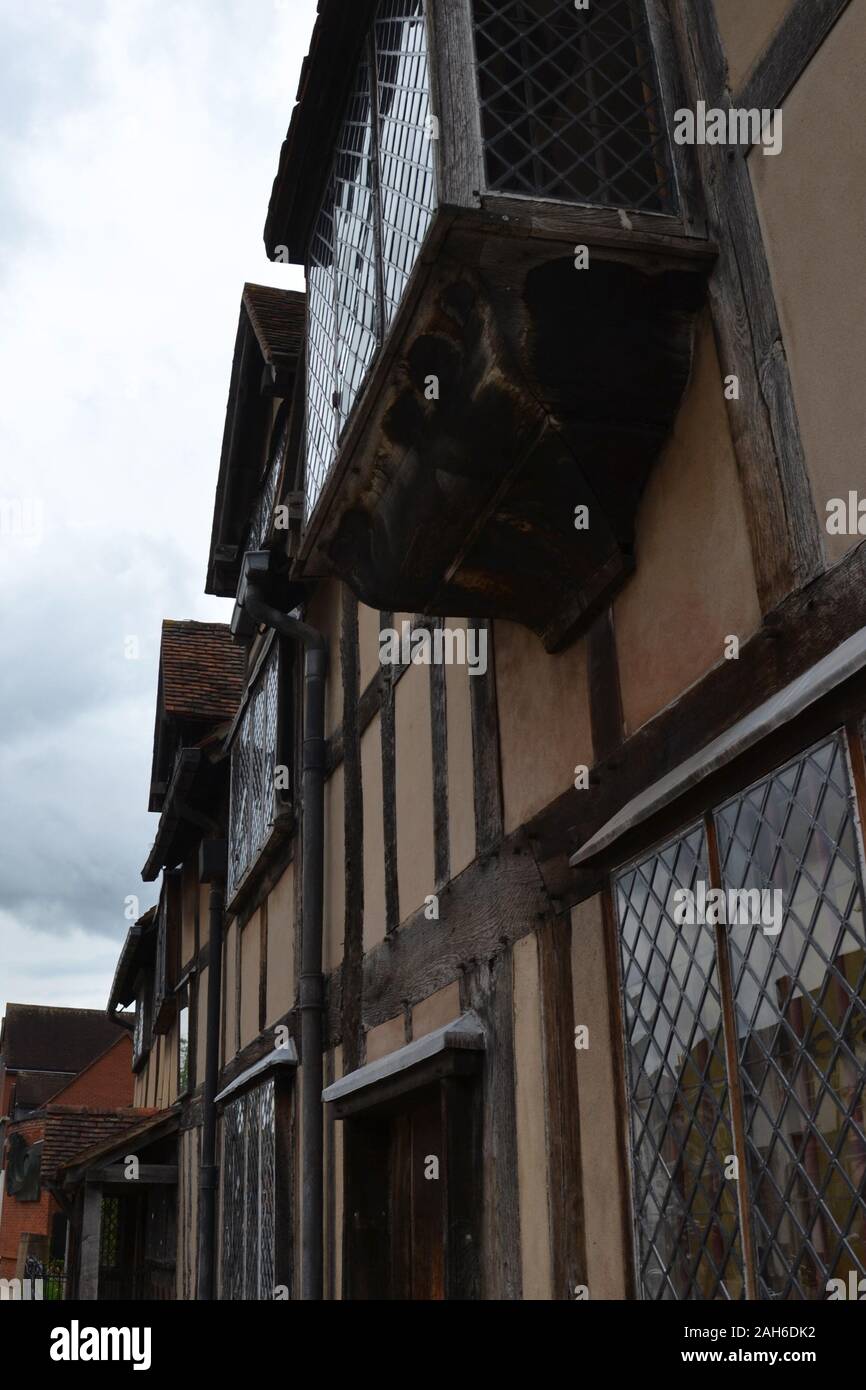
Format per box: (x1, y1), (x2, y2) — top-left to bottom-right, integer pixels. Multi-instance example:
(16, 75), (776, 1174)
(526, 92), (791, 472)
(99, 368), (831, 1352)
(305, 0), (436, 519)
(472, 0), (675, 212)
(614, 731), (866, 1300)
(228, 641), (284, 901)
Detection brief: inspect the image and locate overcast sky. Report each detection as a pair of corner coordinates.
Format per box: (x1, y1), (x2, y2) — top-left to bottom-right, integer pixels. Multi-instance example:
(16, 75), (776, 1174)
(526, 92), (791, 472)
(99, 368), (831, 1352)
(0, 0), (312, 1019)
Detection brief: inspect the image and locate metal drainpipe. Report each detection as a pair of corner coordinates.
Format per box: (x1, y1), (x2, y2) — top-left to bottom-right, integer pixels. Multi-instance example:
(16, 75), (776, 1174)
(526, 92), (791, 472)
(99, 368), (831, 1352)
(197, 874), (224, 1300)
(244, 583), (327, 1301)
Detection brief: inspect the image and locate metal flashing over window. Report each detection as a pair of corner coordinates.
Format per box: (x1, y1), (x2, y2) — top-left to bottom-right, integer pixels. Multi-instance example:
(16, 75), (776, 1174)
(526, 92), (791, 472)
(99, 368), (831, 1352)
(573, 623), (866, 867)
(323, 1012), (485, 1117)
(472, 0), (676, 211)
(215, 1044), (298, 1108)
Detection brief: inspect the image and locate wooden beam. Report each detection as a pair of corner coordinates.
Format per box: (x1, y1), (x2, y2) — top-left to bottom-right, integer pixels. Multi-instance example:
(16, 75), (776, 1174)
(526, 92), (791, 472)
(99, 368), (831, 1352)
(380, 611), (400, 935)
(669, 0), (825, 610)
(465, 953), (522, 1300)
(736, 0), (854, 114)
(425, 0), (486, 209)
(326, 832), (550, 1044)
(89, 1165), (178, 1186)
(537, 919), (587, 1299)
(469, 619), (504, 856)
(644, 0), (708, 237)
(341, 591), (364, 1071)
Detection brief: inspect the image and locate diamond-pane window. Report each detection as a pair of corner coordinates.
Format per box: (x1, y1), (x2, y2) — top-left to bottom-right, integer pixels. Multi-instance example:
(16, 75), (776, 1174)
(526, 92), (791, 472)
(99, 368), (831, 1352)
(228, 642), (282, 900)
(472, 0), (675, 211)
(616, 826), (745, 1300)
(304, 0), (437, 520)
(221, 1080), (276, 1300)
(375, 0), (437, 326)
(715, 735), (866, 1301)
(615, 730), (866, 1301)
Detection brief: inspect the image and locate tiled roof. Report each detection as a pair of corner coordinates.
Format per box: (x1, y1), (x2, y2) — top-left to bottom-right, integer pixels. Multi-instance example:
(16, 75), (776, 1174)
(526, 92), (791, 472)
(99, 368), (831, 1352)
(53, 1107), (176, 1178)
(242, 284), (305, 367)
(0, 1005), (130, 1075)
(13, 1071), (76, 1109)
(159, 620), (245, 723)
(41, 1108), (154, 1180)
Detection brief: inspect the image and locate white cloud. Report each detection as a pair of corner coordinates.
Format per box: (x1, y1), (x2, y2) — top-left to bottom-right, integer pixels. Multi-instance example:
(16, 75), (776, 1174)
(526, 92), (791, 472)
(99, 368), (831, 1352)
(0, 0), (315, 1019)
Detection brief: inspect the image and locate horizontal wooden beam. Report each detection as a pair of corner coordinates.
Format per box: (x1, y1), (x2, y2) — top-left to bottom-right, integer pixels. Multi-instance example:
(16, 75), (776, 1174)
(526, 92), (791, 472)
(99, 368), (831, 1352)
(88, 1165), (178, 1186)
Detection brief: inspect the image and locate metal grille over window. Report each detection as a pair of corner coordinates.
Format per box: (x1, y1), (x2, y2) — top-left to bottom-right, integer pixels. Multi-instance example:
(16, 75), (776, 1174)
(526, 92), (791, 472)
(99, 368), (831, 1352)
(472, 0), (676, 211)
(715, 735), (866, 1301)
(375, 0), (437, 326)
(616, 827), (745, 1300)
(228, 643), (280, 900)
(221, 1080), (276, 1300)
(304, 0), (436, 520)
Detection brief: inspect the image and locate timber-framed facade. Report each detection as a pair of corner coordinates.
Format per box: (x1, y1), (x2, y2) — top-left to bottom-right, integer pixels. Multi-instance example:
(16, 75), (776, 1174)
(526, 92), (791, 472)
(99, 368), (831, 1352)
(71, 0), (866, 1301)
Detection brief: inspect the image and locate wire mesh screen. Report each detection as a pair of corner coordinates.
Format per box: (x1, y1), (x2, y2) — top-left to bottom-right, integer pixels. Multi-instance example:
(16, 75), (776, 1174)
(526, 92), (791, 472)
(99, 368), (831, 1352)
(304, 0), (437, 519)
(221, 1079), (277, 1300)
(228, 643), (281, 900)
(472, 0), (675, 211)
(715, 734), (866, 1301)
(375, 0), (437, 326)
(616, 827), (745, 1300)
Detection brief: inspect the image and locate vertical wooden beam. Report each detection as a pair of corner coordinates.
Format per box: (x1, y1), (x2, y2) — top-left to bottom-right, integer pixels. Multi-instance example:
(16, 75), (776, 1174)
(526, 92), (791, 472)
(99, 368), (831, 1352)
(469, 618), (504, 856)
(669, 0), (825, 610)
(379, 610), (400, 934)
(342, 592), (364, 1071)
(324, 1050), (336, 1301)
(429, 618), (451, 889)
(258, 896), (269, 1036)
(78, 1184), (103, 1300)
(465, 953), (522, 1299)
(425, 0), (486, 208)
(644, 0), (707, 236)
(586, 607), (624, 763)
(537, 918), (587, 1299)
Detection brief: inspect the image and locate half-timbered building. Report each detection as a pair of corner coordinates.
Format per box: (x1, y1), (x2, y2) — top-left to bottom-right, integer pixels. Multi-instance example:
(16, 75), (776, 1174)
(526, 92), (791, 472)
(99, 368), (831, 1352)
(100, 0), (866, 1301)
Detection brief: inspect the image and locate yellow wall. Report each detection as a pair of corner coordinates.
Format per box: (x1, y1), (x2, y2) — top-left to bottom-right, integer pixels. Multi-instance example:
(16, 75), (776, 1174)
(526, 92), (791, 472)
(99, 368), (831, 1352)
(750, 2), (865, 566)
(239, 909), (261, 1048)
(444, 618), (476, 878)
(267, 861), (295, 1026)
(395, 662), (435, 920)
(324, 766), (345, 972)
(614, 314), (761, 735)
(361, 717), (387, 951)
(496, 620), (593, 831)
(713, 0), (794, 90)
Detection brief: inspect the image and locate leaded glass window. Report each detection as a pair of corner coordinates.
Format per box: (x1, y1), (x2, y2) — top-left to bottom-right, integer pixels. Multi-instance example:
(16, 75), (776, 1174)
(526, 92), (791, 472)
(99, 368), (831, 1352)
(228, 642), (281, 900)
(472, 0), (676, 211)
(221, 1080), (277, 1301)
(304, 0), (436, 519)
(249, 410), (290, 553)
(614, 731), (866, 1300)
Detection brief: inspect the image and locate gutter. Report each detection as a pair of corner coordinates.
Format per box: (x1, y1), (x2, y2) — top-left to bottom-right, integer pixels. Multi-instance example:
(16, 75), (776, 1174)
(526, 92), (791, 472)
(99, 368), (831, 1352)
(242, 570), (327, 1302)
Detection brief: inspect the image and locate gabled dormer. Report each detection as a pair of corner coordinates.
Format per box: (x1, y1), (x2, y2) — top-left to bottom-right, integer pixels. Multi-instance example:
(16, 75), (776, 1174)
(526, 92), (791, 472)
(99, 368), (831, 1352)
(265, 0), (713, 651)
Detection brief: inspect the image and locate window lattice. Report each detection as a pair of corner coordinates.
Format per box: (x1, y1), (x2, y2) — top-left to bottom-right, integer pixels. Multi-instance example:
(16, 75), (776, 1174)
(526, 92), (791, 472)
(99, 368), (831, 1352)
(715, 735), (866, 1301)
(304, 0), (436, 519)
(375, 0), (437, 326)
(472, 0), (675, 211)
(615, 731), (866, 1301)
(228, 643), (281, 900)
(616, 827), (745, 1300)
(250, 413), (290, 552)
(221, 1080), (276, 1300)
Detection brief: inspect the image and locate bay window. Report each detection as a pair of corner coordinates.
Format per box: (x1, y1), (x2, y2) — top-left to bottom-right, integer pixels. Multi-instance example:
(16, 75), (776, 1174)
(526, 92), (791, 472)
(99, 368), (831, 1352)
(227, 639), (290, 902)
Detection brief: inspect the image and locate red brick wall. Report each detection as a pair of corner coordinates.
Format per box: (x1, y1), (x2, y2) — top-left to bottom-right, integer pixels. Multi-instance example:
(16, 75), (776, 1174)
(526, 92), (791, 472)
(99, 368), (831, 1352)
(0, 1036), (134, 1279)
(50, 1035), (133, 1108)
